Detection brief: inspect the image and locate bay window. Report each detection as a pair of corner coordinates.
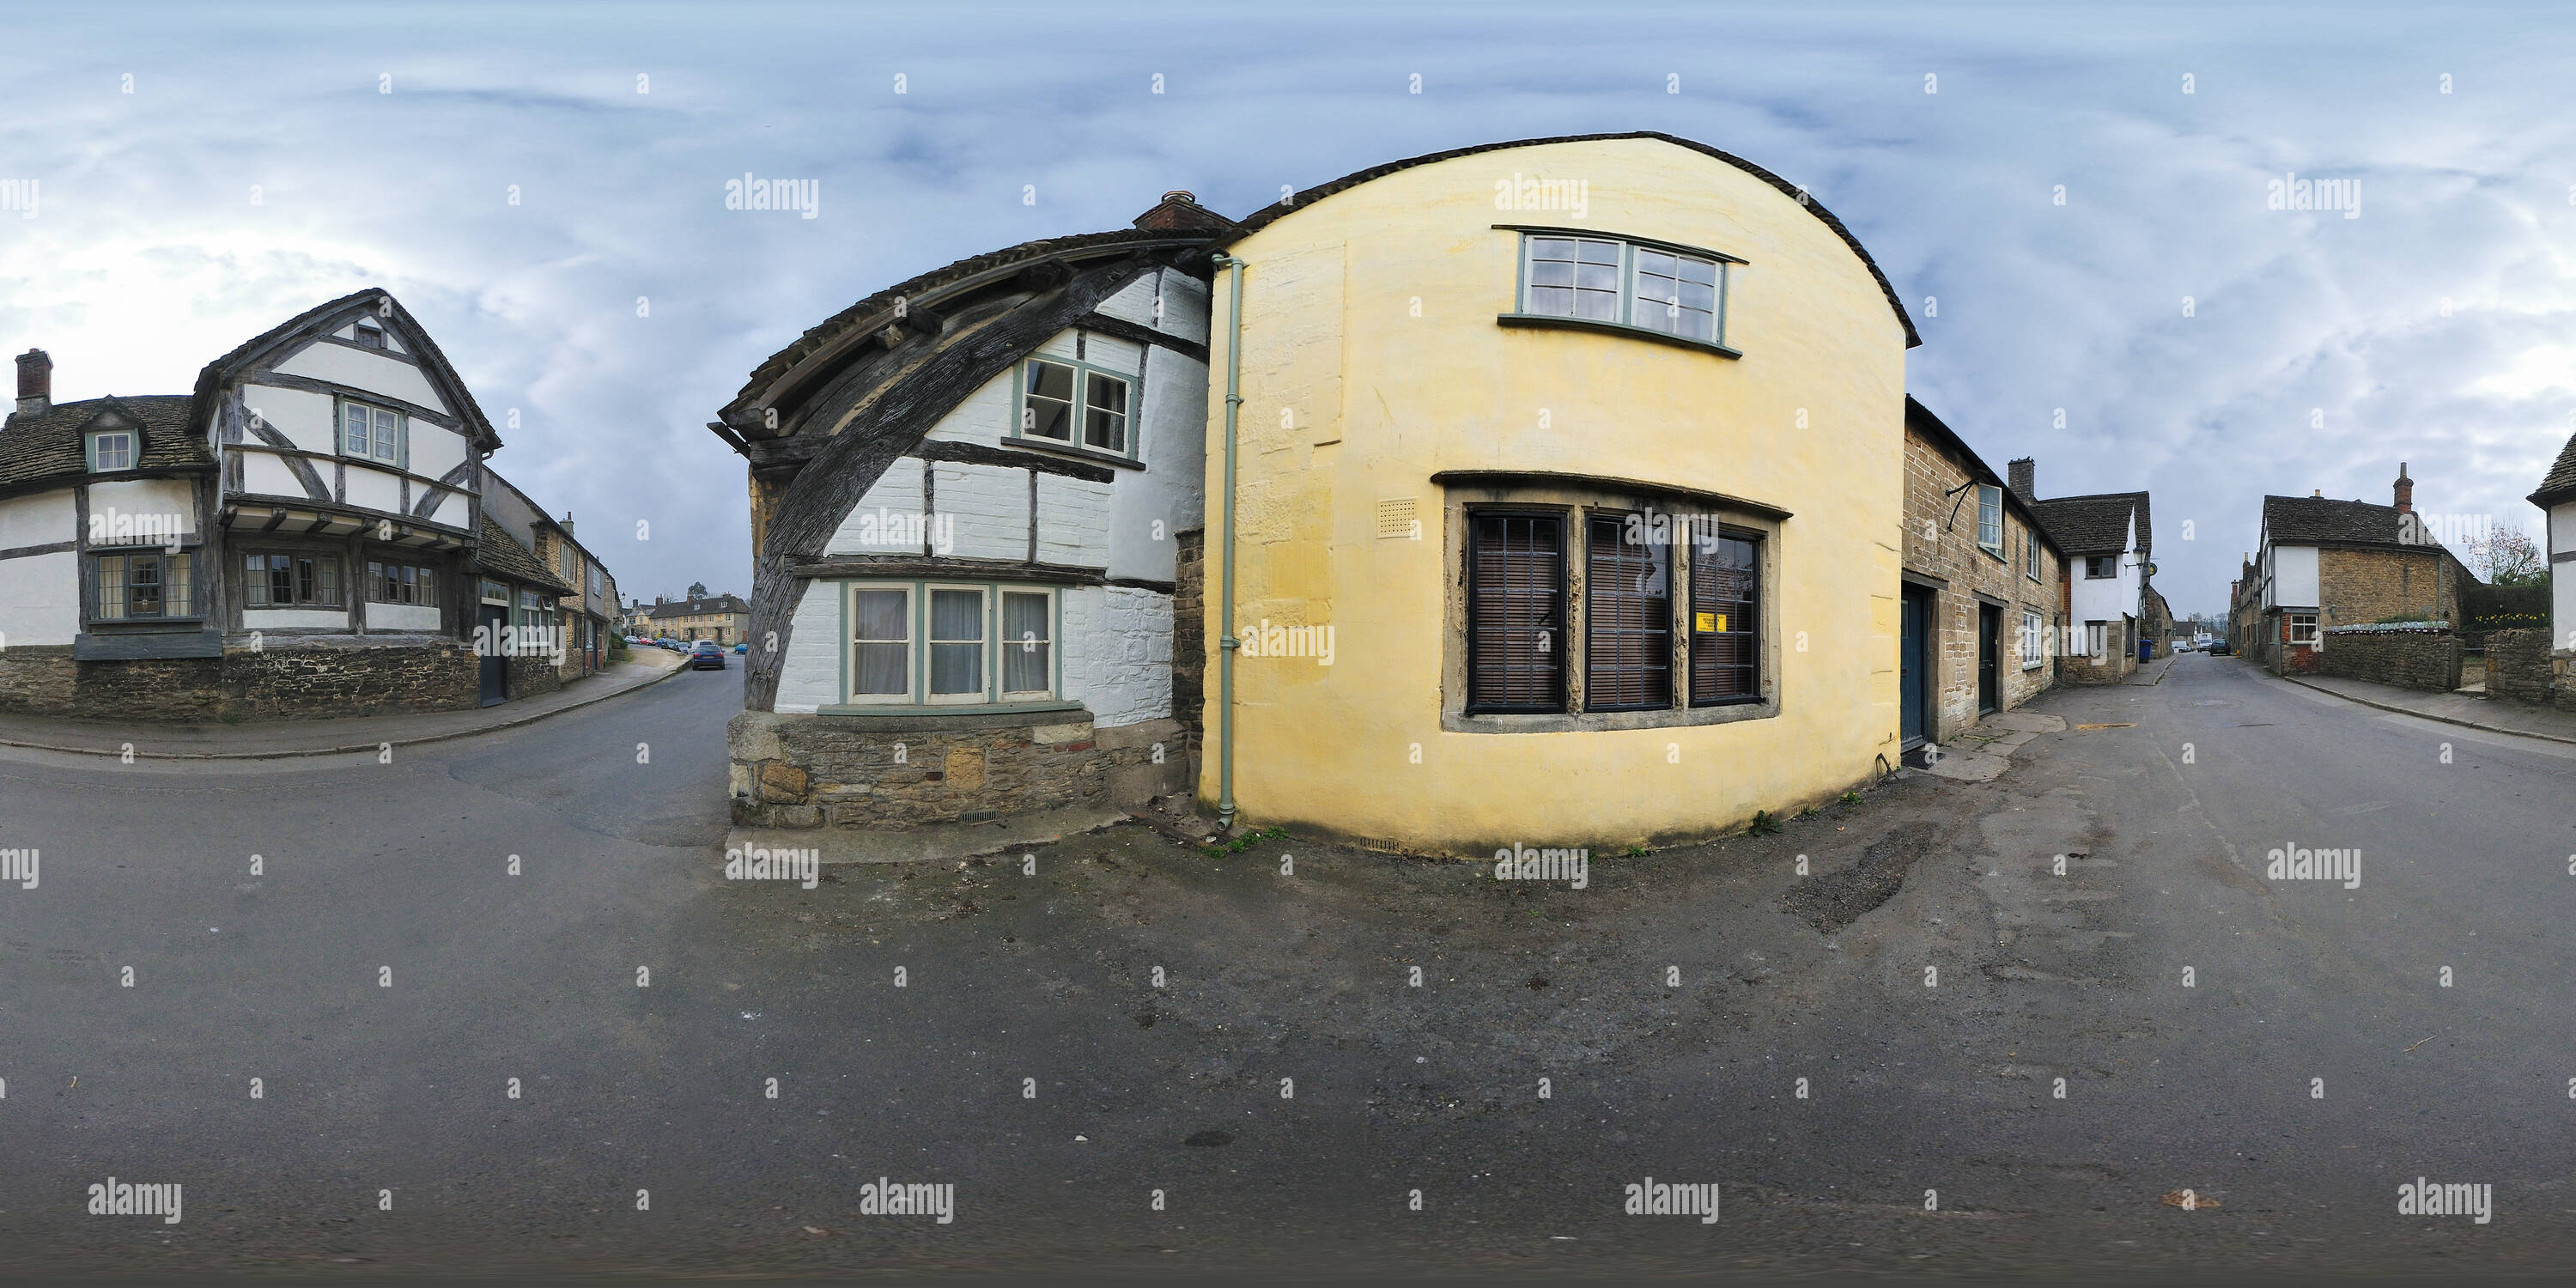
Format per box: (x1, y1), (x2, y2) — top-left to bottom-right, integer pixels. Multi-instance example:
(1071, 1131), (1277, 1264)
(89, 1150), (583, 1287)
(841, 581), (1059, 707)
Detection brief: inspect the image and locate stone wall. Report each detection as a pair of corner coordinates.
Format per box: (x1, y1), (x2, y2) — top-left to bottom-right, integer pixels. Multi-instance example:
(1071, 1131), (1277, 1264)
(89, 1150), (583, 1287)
(2317, 628), (2460, 692)
(2317, 545), (2457, 630)
(728, 707), (1192, 830)
(2057, 619), (2132, 685)
(1899, 430), (2063, 733)
(0, 640), (480, 720)
(507, 652), (565, 702)
(1172, 528), (1206, 735)
(2486, 629), (2554, 704)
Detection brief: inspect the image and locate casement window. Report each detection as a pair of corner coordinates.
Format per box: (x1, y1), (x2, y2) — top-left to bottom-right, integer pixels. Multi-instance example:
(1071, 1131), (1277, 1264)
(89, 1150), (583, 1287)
(367, 560), (437, 605)
(339, 399), (405, 467)
(2021, 609), (2044, 669)
(1585, 514), (1672, 711)
(1689, 530), (1760, 704)
(2085, 555), (2117, 579)
(2288, 613), (2318, 645)
(1018, 358), (1133, 455)
(1977, 485), (2004, 556)
(588, 566), (603, 597)
(1466, 513), (1567, 714)
(242, 553), (342, 608)
(94, 550), (191, 620)
(2025, 530), (2040, 580)
(479, 578), (510, 604)
(86, 429), (134, 472)
(1516, 234), (1735, 350)
(844, 581), (1059, 707)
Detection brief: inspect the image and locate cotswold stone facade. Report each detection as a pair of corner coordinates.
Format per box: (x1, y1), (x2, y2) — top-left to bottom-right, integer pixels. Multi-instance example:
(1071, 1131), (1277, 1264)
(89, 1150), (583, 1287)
(726, 708), (1189, 829)
(2316, 627), (2461, 692)
(1899, 400), (2063, 749)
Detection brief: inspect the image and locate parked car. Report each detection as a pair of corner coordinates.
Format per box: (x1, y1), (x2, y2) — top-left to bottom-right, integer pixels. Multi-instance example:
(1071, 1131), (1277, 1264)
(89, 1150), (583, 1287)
(2208, 641), (2233, 656)
(659, 637), (686, 652)
(733, 641), (748, 654)
(690, 640), (727, 671)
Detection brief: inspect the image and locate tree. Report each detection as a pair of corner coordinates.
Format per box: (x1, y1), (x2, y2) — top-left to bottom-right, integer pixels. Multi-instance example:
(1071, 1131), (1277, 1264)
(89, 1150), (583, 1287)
(2469, 529), (2545, 586)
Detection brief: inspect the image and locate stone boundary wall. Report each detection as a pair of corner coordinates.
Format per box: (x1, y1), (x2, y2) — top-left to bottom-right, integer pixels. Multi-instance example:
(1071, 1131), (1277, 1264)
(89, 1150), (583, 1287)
(2486, 629), (2552, 704)
(2317, 628), (2461, 693)
(0, 641), (481, 721)
(729, 708), (1193, 830)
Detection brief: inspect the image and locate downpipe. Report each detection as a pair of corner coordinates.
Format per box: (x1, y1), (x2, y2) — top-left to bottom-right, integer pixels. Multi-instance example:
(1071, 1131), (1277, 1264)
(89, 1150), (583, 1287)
(1212, 252), (1245, 833)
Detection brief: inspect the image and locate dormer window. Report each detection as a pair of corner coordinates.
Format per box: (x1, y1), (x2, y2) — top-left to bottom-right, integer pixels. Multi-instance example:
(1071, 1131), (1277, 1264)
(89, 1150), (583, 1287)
(1018, 359), (1133, 456)
(1508, 232), (1739, 355)
(86, 429), (134, 472)
(339, 398), (405, 467)
(354, 324), (386, 349)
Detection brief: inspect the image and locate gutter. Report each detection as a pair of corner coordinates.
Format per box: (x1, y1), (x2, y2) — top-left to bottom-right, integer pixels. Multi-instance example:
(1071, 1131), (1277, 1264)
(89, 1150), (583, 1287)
(1210, 252), (1245, 832)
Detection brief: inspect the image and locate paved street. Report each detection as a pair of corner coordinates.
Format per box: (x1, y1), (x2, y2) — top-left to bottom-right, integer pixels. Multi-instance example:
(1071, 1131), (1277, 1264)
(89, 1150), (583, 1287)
(7, 653), (2576, 1279)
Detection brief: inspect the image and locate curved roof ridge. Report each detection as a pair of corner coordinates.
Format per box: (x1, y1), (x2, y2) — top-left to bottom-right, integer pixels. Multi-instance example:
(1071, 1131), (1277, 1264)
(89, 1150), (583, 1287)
(1216, 131), (1919, 349)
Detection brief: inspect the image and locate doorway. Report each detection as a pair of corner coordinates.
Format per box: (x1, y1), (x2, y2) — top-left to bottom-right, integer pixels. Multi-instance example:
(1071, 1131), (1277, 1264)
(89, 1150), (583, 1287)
(1977, 603), (2002, 716)
(1900, 586), (1933, 748)
(478, 603), (509, 707)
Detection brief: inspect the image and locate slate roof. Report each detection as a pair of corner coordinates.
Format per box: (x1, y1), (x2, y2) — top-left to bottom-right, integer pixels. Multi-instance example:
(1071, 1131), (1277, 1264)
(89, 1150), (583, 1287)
(2030, 492), (2150, 557)
(189, 289), (501, 451)
(1215, 131), (1920, 349)
(640, 595), (749, 620)
(722, 227), (1196, 424)
(2531, 430), (2576, 506)
(2260, 495), (2439, 549)
(473, 512), (574, 595)
(0, 394), (206, 493)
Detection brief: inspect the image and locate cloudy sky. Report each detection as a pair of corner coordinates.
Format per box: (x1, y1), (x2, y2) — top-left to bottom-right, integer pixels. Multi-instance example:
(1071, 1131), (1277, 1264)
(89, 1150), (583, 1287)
(5, 1), (2571, 615)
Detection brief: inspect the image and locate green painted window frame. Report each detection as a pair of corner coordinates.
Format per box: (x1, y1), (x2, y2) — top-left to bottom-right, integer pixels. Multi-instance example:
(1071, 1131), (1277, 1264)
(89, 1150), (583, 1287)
(840, 579), (1061, 708)
(1507, 231), (1738, 355)
(85, 428), (136, 472)
(92, 549), (194, 622)
(337, 397), (408, 470)
(1012, 355), (1139, 458)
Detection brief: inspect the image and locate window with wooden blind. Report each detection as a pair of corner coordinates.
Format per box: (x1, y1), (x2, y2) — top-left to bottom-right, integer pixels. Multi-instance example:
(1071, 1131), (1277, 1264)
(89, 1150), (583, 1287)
(1585, 515), (1670, 711)
(1689, 531), (1759, 704)
(1466, 513), (1565, 713)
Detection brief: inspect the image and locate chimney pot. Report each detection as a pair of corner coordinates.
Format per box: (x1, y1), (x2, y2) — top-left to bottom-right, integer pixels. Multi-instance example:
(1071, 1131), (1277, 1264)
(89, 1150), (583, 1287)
(2392, 462), (2414, 513)
(15, 348), (52, 416)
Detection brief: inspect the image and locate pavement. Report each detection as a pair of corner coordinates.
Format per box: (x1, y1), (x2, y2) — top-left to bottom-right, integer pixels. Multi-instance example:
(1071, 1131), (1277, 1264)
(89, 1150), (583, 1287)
(2282, 667), (2576, 745)
(14, 648), (2576, 1279)
(1922, 708), (2067, 782)
(2122, 650), (2177, 684)
(0, 647), (687, 759)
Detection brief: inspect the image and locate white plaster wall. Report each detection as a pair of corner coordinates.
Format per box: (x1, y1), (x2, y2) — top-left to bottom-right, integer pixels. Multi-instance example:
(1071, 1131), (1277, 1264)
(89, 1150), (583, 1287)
(1062, 584), (1170, 727)
(2274, 545), (2319, 608)
(88, 478), (198, 541)
(1096, 275), (1161, 328)
(2553, 501), (2576, 650)
(371, 603), (441, 632)
(240, 384), (339, 453)
(1035, 473), (1111, 568)
(934, 462), (1030, 560)
(0, 550), (79, 645)
(425, 489), (470, 528)
(0, 489), (76, 550)
(245, 608), (349, 629)
(410, 422), (468, 484)
(273, 342), (449, 414)
(241, 453), (311, 501)
(824, 458), (927, 555)
(920, 369), (1015, 445)
(1106, 348), (1208, 581)
(774, 579), (842, 713)
(344, 467), (402, 514)
(1155, 270), (1211, 341)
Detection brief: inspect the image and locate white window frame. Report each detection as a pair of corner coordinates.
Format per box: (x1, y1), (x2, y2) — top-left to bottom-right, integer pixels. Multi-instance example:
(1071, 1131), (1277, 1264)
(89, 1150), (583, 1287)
(2288, 613), (2319, 646)
(2021, 609), (2043, 669)
(845, 583), (915, 705)
(338, 398), (407, 469)
(922, 582), (991, 707)
(997, 587), (1058, 701)
(1017, 358), (1135, 457)
(86, 428), (135, 472)
(1977, 485), (2004, 556)
(1516, 233), (1736, 350)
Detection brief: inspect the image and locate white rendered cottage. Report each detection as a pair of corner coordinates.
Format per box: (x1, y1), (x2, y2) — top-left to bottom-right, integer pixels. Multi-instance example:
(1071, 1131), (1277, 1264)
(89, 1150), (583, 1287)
(717, 194), (1230, 829)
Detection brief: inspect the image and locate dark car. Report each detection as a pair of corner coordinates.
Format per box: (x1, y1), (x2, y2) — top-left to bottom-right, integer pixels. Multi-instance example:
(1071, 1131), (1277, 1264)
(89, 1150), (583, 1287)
(689, 640), (727, 670)
(2208, 641), (2233, 656)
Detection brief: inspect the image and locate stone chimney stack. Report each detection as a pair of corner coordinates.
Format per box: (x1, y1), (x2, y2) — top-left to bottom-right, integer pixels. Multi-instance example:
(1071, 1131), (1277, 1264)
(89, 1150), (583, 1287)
(2007, 457), (2036, 503)
(15, 349), (52, 416)
(561, 511), (575, 537)
(2392, 462), (2413, 513)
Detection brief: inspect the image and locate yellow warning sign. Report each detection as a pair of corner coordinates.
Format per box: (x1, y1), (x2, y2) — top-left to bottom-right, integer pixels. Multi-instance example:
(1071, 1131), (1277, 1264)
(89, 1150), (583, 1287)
(1696, 612), (1724, 633)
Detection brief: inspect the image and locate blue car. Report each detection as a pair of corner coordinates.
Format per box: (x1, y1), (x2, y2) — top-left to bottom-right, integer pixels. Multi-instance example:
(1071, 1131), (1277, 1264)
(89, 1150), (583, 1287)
(689, 640), (727, 671)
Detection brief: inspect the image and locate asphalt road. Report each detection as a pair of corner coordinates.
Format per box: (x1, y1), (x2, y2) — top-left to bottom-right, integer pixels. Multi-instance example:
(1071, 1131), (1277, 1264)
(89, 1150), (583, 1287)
(4, 653), (2574, 1280)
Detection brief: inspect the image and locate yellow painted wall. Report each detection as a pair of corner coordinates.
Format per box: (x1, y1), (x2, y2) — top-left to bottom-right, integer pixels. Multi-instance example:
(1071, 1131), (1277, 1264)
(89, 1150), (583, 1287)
(1200, 137), (1910, 854)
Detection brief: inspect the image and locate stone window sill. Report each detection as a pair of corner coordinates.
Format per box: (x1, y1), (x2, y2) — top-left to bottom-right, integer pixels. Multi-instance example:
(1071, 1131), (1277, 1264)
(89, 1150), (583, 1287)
(811, 700), (1090, 732)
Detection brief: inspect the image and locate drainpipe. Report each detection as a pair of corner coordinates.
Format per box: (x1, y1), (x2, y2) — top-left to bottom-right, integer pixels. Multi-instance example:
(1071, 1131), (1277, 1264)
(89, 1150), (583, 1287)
(1211, 252), (1245, 832)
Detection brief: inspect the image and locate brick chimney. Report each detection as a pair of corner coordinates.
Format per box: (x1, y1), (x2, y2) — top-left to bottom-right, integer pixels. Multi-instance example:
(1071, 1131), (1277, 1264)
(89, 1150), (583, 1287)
(2392, 462), (2412, 513)
(1132, 189), (1241, 234)
(15, 348), (52, 416)
(2007, 457), (2036, 503)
